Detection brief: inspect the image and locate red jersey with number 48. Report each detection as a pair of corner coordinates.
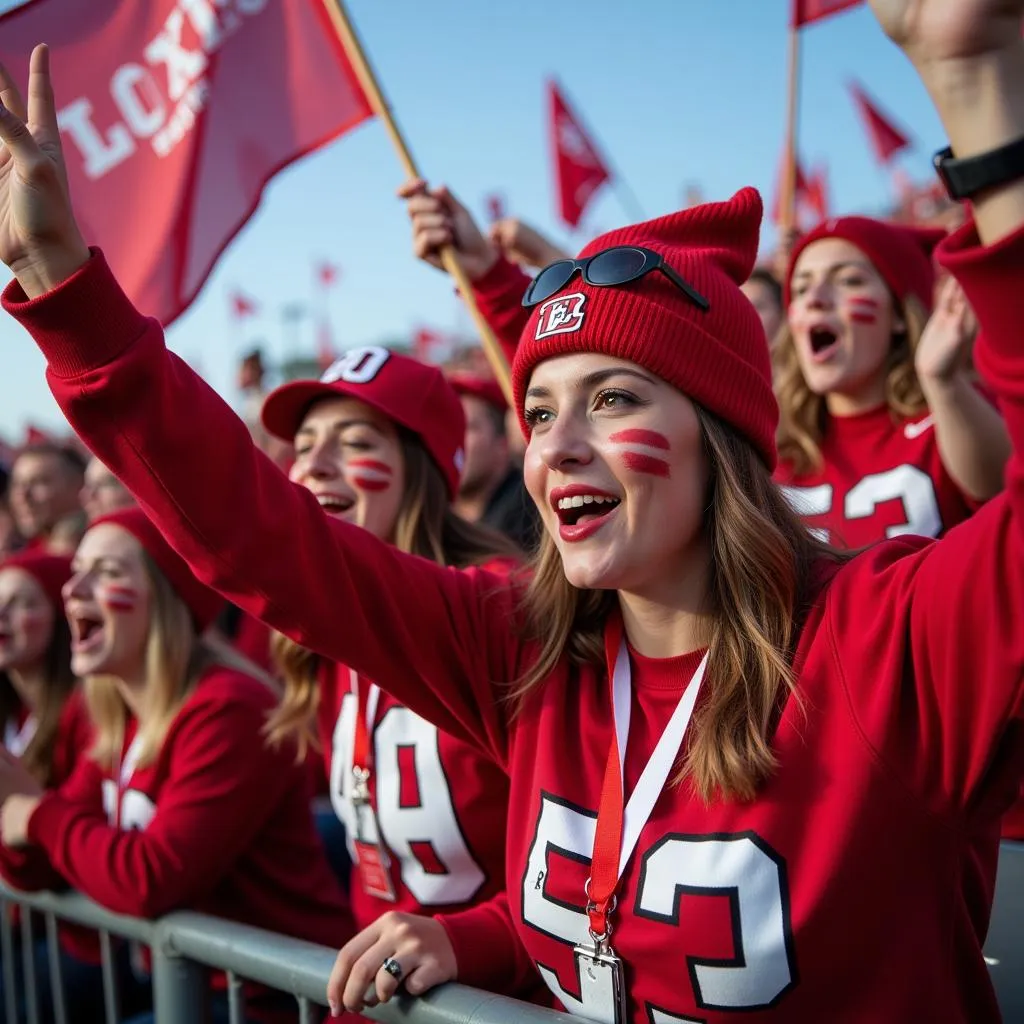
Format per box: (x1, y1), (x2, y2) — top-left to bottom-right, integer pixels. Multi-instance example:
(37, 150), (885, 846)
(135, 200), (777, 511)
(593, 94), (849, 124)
(12, 217), (1024, 1022)
(316, 659), (510, 927)
(774, 403), (983, 548)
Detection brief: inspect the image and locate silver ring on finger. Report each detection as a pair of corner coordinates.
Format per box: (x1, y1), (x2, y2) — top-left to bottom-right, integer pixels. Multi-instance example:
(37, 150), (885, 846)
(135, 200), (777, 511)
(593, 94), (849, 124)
(381, 957), (403, 983)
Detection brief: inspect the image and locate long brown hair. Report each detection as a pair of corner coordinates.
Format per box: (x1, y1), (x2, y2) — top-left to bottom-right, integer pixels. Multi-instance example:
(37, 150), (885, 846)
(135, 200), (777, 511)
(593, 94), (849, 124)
(774, 295), (929, 476)
(0, 616), (77, 787)
(515, 409), (850, 803)
(265, 428), (520, 759)
(88, 552), (275, 770)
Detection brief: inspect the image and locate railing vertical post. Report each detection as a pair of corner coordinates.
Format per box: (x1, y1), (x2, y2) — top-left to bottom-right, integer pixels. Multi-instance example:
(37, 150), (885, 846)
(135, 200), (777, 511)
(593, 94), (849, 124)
(1, 901), (19, 1024)
(151, 945), (205, 1024)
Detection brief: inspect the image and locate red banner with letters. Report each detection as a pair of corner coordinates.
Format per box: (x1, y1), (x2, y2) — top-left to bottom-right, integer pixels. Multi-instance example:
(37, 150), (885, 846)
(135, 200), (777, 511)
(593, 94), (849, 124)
(0, 0), (372, 326)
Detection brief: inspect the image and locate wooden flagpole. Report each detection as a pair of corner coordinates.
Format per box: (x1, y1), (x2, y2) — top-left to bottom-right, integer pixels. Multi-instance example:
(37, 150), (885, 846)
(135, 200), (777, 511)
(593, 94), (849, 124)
(779, 23), (802, 238)
(320, 0), (514, 407)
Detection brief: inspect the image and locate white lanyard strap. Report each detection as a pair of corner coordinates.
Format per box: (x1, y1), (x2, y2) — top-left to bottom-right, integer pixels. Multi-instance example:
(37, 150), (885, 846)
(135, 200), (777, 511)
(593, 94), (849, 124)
(612, 643), (708, 879)
(5, 715), (37, 757)
(117, 733), (145, 790)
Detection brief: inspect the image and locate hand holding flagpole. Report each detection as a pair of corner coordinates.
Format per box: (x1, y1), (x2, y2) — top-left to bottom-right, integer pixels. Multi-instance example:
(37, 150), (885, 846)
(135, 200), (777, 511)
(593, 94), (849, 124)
(320, 0), (513, 406)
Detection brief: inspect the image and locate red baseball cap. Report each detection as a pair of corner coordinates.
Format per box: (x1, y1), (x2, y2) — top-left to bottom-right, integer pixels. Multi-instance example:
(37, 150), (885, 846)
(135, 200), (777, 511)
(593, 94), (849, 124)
(261, 347), (466, 497)
(447, 372), (508, 412)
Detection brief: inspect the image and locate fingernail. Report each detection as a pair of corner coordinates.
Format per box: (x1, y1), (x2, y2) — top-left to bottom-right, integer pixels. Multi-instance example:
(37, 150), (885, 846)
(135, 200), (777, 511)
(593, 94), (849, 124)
(328, 1000), (338, 1017)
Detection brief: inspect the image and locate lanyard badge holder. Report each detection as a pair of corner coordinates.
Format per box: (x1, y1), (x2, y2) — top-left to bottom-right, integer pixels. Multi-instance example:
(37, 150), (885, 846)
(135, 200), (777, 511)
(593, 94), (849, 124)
(349, 672), (397, 902)
(573, 615), (708, 1024)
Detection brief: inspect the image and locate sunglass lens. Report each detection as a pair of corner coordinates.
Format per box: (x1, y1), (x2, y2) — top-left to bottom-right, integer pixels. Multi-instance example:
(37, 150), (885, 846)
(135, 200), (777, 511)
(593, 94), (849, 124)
(586, 247), (648, 286)
(527, 261), (576, 305)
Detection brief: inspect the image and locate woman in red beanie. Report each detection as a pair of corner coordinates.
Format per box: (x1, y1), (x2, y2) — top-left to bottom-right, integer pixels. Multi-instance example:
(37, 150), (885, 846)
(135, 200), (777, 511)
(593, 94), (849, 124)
(773, 216), (1010, 546)
(0, 552), (88, 786)
(0, 509), (355, 1023)
(0, 2), (1023, 1022)
(257, 354), (536, 1002)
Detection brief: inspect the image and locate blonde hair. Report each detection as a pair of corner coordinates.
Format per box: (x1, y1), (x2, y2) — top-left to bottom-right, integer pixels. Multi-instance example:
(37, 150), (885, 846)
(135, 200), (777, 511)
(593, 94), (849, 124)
(774, 295), (930, 476)
(265, 429), (520, 760)
(515, 409), (849, 803)
(87, 551), (274, 771)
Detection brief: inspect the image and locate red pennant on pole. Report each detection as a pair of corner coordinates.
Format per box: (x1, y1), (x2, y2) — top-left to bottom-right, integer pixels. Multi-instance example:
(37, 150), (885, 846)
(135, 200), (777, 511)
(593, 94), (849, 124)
(316, 262), (340, 288)
(485, 194), (506, 224)
(230, 291), (259, 320)
(803, 165), (830, 223)
(848, 81), (911, 165)
(771, 152), (809, 227)
(0, 0), (373, 327)
(791, 0), (862, 27)
(548, 79), (611, 229)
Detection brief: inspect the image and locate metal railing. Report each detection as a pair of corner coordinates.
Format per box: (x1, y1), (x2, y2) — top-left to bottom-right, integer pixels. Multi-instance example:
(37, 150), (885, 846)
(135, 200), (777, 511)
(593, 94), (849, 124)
(0, 882), (573, 1024)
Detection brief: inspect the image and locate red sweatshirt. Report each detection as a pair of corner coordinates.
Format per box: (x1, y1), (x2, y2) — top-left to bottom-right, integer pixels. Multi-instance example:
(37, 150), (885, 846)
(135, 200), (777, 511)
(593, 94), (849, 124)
(773, 402), (986, 547)
(6, 667), (353, 966)
(6, 220), (1024, 1022)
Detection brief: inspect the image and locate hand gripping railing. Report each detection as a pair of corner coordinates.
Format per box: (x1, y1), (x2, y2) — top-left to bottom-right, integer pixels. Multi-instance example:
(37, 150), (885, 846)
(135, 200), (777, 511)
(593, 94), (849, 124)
(0, 882), (574, 1024)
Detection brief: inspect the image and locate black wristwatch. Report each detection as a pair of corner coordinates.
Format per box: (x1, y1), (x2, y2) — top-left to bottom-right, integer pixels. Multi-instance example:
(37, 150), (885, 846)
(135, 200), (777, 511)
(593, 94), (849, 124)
(933, 135), (1024, 201)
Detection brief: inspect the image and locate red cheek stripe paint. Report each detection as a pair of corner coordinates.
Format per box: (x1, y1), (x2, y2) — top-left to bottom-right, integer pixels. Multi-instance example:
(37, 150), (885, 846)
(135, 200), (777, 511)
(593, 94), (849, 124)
(345, 459), (393, 493)
(101, 585), (137, 612)
(620, 452), (670, 478)
(848, 296), (879, 325)
(608, 429), (670, 450)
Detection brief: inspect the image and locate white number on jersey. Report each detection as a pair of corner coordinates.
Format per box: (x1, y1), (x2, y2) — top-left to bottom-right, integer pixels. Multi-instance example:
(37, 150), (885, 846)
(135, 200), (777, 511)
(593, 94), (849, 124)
(331, 696), (486, 904)
(101, 780), (156, 832)
(522, 794), (795, 1022)
(782, 464), (941, 543)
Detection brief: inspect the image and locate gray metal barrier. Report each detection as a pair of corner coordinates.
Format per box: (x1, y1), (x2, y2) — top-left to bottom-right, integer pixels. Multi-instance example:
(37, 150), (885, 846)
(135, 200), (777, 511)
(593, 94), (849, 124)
(0, 882), (573, 1024)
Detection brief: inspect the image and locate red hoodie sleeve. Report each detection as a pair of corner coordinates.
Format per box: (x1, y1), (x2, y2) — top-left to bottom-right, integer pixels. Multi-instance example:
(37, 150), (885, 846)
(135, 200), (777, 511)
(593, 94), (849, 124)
(24, 675), (306, 918)
(470, 255), (534, 366)
(2, 254), (524, 771)
(435, 892), (538, 996)
(826, 219), (1024, 821)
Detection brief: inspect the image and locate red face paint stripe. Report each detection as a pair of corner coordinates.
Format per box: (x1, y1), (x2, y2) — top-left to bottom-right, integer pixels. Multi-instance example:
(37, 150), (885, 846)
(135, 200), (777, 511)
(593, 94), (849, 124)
(608, 429), (671, 450)
(101, 585), (137, 611)
(848, 297), (880, 311)
(620, 452), (670, 478)
(346, 459), (393, 476)
(849, 312), (877, 324)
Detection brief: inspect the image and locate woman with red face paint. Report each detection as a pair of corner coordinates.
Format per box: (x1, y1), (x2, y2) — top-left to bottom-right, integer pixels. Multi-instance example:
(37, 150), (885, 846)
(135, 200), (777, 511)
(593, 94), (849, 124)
(772, 219), (1010, 547)
(0, 509), (354, 1024)
(1, 3), (1024, 1021)
(256, 356), (538, 1008)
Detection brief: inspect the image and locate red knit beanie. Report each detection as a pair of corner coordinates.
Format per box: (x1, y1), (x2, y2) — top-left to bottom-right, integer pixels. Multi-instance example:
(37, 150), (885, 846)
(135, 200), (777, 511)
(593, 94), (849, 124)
(0, 552), (72, 611)
(89, 509), (221, 632)
(261, 348), (466, 497)
(784, 216), (946, 314)
(512, 187), (777, 468)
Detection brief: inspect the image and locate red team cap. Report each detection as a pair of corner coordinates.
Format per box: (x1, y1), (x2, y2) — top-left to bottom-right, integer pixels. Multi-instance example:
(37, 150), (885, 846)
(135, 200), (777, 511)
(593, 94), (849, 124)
(261, 348), (466, 498)
(511, 187), (778, 468)
(785, 216), (946, 314)
(89, 509), (222, 631)
(447, 372), (508, 412)
(1, 551), (73, 610)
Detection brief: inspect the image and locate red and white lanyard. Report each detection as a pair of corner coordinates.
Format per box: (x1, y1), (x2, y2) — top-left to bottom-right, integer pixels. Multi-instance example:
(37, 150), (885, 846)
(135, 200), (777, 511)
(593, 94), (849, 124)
(4, 715), (37, 757)
(350, 669), (380, 789)
(587, 614), (708, 942)
(111, 731), (144, 830)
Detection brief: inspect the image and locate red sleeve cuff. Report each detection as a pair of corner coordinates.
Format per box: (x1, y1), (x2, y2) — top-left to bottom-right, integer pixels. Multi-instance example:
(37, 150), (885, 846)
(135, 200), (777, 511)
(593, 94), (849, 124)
(2, 248), (150, 380)
(435, 902), (528, 994)
(26, 791), (73, 850)
(472, 254), (532, 307)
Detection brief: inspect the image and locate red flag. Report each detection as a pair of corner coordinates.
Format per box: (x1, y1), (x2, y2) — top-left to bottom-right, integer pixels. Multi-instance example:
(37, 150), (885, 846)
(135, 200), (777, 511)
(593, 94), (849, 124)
(0, 1), (372, 327)
(23, 425), (55, 447)
(548, 80), (611, 229)
(849, 81), (911, 165)
(485, 194), (505, 224)
(230, 290), (258, 320)
(412, 327), (446, 364)
(803, 165), (830, 222)
(791, 0), (862, 27)
(317, 262), (339, 288)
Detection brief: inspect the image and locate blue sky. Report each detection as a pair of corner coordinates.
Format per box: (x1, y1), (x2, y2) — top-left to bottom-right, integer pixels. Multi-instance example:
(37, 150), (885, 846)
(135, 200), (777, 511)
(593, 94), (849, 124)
(0, 0), (948, 438)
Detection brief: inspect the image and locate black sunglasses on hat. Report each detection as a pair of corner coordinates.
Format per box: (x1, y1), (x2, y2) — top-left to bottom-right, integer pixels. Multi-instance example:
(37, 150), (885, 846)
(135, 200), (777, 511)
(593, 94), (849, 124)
(521, 245), (710, 311)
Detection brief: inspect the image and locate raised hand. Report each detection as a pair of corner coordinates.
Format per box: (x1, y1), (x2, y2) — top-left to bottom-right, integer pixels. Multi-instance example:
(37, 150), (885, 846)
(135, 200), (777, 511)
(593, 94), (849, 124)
(0, 45), (89, 299)
(915, 276), (979, 383)
(398, 178), (498, 282)
(488, 217), (571, 271)
(867, 0), (1024, 65)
